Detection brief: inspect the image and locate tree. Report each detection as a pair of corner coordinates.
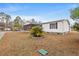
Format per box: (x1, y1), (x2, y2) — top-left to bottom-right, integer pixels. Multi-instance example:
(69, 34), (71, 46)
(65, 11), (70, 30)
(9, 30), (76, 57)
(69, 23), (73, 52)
(0, 12), (11, 23)
(31, 18), (37, 24)
(70, 7), (79, 20)
(70, 7), (79, 31)
(5, 15), (11, 23)
(0, 12), (11, 28)
(13, 16), (23, 31)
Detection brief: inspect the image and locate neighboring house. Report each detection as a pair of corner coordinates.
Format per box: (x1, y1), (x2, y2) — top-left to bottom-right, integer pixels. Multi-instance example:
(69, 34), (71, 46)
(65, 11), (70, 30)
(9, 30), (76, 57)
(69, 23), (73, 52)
(0, 22), (5, 31)
(0, 15), (6, 31)
(23, 19), (39, 30)
(23, 24), (35, 30)
(0, 16), (6, 23)
(42, 19), (70, 33)
(23, 21), (37, 30)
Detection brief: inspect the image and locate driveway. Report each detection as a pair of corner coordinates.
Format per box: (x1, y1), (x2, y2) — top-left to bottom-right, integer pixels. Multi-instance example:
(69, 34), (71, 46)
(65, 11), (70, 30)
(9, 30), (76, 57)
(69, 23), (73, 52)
(0, 31), (5, 39)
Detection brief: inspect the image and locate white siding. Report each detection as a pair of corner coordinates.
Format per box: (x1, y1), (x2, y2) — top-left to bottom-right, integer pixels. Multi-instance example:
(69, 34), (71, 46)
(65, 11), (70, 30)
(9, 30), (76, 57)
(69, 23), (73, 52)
(42, 20), (70, 33)
(62, 21), (70, 32)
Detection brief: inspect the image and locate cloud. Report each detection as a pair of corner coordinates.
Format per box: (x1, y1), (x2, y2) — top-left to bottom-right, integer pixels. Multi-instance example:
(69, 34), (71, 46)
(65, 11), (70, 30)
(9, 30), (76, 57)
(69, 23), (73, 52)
(0, 5), (29, 13)
(0, 6), (18, 12)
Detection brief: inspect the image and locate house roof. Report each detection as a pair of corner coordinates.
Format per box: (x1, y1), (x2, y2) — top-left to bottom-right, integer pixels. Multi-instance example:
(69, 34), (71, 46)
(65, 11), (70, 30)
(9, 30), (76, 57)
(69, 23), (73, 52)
(24, 21), (37, 25)
(41, 19), (70, 25)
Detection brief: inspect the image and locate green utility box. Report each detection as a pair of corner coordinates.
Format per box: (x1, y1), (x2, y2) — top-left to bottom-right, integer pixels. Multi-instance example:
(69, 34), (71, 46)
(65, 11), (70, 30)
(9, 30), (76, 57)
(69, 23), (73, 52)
(38, 49), (48, 55)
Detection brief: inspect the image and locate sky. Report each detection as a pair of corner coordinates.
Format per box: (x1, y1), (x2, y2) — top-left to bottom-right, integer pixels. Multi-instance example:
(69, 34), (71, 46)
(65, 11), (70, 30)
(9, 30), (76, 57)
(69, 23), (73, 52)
(0, 3), (79, 25)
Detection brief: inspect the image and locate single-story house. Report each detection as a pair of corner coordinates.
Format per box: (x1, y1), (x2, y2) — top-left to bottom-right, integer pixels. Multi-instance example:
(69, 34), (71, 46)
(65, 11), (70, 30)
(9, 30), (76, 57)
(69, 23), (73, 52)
(41, 19), (70, 33)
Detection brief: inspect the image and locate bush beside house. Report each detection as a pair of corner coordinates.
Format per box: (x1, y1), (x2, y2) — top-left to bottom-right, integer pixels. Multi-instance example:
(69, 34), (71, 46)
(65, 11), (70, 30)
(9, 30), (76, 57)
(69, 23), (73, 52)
(30, 26), (43, 37)
(73, 23), (79, 31)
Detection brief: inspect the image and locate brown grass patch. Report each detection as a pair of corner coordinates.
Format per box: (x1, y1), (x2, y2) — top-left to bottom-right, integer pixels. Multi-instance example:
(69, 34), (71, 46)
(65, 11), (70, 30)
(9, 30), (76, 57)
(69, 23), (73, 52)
(0, 31), (79, 56)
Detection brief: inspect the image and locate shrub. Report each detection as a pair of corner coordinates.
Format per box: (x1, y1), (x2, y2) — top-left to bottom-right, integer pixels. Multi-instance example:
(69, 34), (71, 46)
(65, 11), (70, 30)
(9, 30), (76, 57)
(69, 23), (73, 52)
(30, 26), (43, 37)
(73, 23), (79, 31)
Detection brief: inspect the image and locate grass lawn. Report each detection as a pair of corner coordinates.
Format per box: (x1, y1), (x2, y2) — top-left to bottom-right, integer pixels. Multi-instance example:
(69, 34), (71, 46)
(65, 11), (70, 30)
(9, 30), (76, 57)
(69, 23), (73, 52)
(0, 31), (79, 56)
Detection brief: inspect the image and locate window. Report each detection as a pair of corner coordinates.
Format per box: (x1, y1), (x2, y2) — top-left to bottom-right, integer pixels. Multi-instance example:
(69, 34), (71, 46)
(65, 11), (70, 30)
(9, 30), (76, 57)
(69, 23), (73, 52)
(50, 22), (57, 29)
